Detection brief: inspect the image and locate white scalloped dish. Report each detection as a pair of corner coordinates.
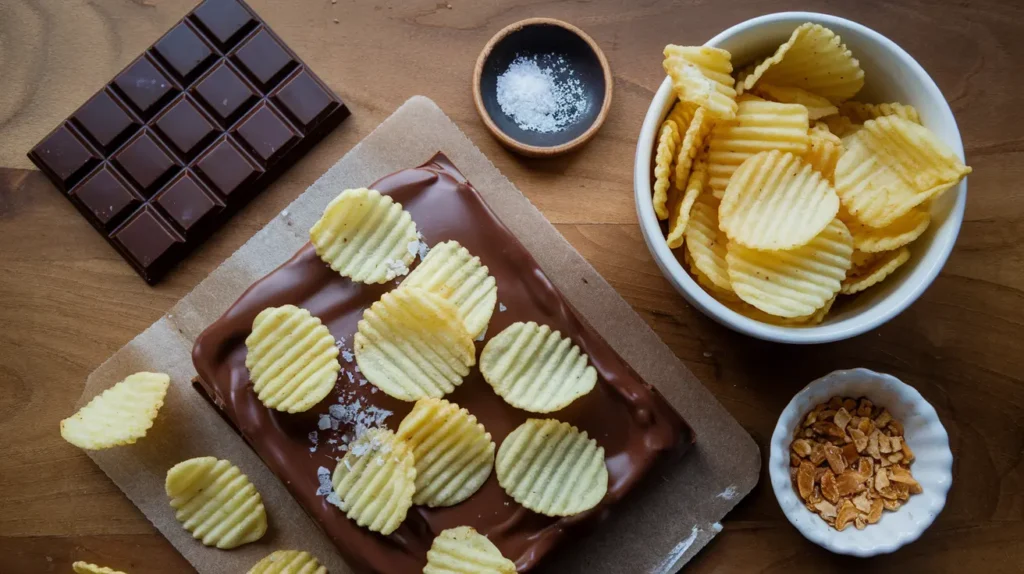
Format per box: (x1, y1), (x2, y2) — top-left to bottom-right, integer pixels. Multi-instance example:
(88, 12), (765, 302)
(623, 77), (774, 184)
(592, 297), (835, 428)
(769, 368), (953, 556)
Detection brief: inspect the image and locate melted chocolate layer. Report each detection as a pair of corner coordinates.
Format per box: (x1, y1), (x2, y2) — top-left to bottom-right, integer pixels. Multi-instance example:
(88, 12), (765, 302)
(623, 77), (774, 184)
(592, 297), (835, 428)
(192, 154), (693, 573)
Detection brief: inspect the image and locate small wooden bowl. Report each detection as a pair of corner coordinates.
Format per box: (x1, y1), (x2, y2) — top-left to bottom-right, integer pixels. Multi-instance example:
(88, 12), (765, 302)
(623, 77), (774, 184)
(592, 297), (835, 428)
(472, 18), (613, 157)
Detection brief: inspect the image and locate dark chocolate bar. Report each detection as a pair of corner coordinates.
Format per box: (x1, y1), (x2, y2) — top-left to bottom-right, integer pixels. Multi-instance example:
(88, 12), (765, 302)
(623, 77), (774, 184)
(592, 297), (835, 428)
(192, 153), (694, 573)
(27, 0), (349, 284)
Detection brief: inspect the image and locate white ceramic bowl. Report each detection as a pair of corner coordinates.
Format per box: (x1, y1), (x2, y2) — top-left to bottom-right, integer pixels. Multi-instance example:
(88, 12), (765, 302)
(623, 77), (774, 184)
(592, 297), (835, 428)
(769, 368), (953, 556)
(633, 12), (968, 344)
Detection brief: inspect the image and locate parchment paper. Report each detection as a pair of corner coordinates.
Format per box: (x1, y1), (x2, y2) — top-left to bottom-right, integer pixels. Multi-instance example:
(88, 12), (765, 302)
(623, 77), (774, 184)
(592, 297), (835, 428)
(80, 96), (760, 573)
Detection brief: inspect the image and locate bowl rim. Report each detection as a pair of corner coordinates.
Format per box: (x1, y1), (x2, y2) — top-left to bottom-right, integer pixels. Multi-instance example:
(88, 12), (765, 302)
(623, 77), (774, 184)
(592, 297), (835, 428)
(472, 17), (614, 157)
(768, 368), (953, 556)
(632, 11), (968, 344)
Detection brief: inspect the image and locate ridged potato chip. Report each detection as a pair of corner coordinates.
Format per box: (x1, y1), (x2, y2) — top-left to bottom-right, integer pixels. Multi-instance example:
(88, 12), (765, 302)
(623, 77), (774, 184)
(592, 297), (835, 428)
(841, 248), (911, 294)
(166, 457), (267, 549)
(684, 249), (741, 304)
(685, 192), (733, 293)
(652, 117), (681, 220)
(727, 218), (854, 318)
(248, 551), (327, 574)
(73, 563), (127, 574)
(720, 150), (840, 250)
(401, 240), (497, 339)
(804, 123), (844, 182)
(848, 208), (930, 253)
(355, 287), (475, 401)
(396, 398), (495, 507)
(822, 114), (859, 138)
(753, 83), (838, 119)
(738, 23), (865, 103)
(310, 188), (418, 284)
(331, 428), (416, 535)
(245, 305), (340, 413)
(495, 419), (607, 517)
(707, 99), (810, 197)
(666, 156), (708, 249)
(60, 372), (169, 450)
(839, 101), (921, 124)
(424, 526), (516, 574)
(663, 45), (738, 120)
(835, 116), (971, 228)
(675, 106), (712, 188)
(480, 322), (597, 413)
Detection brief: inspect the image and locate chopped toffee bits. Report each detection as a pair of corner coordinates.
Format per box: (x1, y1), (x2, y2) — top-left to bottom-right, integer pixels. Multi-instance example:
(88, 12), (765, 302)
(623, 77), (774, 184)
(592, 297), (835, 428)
(790, 396), (920, 531)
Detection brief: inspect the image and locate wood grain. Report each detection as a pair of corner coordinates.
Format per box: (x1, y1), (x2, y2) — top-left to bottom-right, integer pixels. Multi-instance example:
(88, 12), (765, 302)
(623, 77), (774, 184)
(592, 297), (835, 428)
(1, 0), (1022, 572)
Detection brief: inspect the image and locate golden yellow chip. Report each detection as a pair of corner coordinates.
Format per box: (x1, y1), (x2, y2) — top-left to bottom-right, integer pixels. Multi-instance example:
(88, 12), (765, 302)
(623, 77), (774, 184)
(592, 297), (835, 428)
(652, 117), (681, 220)
(248, 550), (327, 574)
(725, 294), (835, 326)
(752, 83), (838, 119)
(310, 188), (418, 284)
(839, 101), (921, 124)
(804, 123), (844, 182)
(675, 106), (713, 187)
(666, 156), (708, 249)
(727, 218), (854, 318)
(707, 98), (810, 197)
(60, 372), (170, 450)
(738, 23), (865, 103)
(684, 191), (733, 293)
(495, 419), (607, 517)
(166, 457), (267, 549)
(848, 207), (930, 253)
(663, 45), (738, 120)
(665, 100), (691, 127)
(822, 114), (859, 138)
(835, 116), (971, 228)
(245, 305), (339, 413)
(331, 428), (416, 535)
(480, 322), (597, 413)
(720, 150), (840, 250)
(354, 287), (475, 401)
(841, 248), (911, 295)
(401, 240), (497, 339)
(72, 562), (127, 574)
(424, 526), (516, 574)
(396, 398), (495, 507)
(685, 249), (741, 304)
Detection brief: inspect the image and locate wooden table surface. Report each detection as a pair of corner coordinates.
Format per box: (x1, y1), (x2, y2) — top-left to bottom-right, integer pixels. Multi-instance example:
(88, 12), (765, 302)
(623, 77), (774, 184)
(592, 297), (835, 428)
(1, 0), (1022, 572)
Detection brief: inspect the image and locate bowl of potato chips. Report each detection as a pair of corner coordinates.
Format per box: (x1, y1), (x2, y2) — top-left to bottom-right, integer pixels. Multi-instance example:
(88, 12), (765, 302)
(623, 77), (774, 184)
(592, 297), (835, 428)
(633, 12), (971, 343)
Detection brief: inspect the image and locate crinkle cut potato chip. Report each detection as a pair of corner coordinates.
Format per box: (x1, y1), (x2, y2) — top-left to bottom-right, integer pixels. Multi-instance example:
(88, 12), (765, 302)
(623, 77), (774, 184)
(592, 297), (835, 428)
(839, 101), (921, 124)
(685, 248), (741, 304)
(738, 23), (865, 104)
(835, 116), (971, 228)
(848, 207), (930, 253)
(424, 526), (517, 574)
(331, 428), (416, 535)
(675, 105), (712, 187)
(727, 218), (854, 318)
(355, 287), (475, 401)
(652, 117), (681, 220)
(753, 83), (838, 119)
(495, 419), (608, 517)
(248, 550), (327, 574)
(804, 123), (844, 182)
(401, 240), (497, 339)
(663, 45), (738, 120)
(165, 457), (268, 549)
(841, 247), (911, 294)
(245, 305), (340, 413)
(480, 321), (598, 413)
(310, 187), (418, 284)
(685, 191), (733, 293)
(666, 155), (708, 249)
(720, 150), (840, 250)
(73, 563), (127, 574)
(707, 98), (810, 197)
(822, 114), (859, 138)
(396, 398), (495, 507)
(60, 371), (169, 450)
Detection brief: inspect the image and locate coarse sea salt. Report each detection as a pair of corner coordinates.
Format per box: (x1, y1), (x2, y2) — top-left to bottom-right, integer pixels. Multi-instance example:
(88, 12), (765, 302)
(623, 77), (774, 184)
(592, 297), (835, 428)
(496, 54), (588, 133)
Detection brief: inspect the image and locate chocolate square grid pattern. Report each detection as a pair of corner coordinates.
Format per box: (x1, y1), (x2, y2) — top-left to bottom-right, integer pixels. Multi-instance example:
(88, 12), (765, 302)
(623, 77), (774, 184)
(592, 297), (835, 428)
(27, 0), (350, 284)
